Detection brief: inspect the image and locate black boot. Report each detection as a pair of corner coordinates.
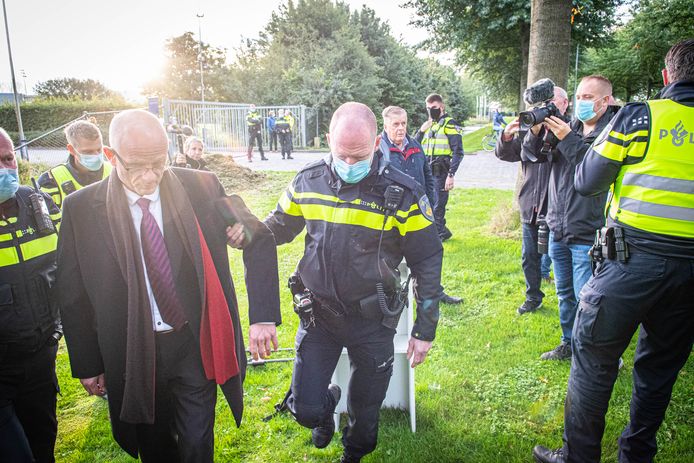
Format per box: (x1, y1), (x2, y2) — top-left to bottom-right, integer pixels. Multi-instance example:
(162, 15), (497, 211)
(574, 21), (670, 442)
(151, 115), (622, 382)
(440, 292), (463, 305)
(532, 445), (565, 463)
(311, 384), (341, 448)
(340, 452), (361, 463)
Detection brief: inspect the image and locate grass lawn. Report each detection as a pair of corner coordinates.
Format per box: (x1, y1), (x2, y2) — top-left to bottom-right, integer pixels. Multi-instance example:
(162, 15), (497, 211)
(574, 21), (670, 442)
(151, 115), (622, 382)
(54, 171), (693, 462)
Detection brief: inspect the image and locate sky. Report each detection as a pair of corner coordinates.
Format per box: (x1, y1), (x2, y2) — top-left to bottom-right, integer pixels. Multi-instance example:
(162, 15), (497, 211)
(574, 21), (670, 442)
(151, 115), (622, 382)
(0, 0), (429, 101)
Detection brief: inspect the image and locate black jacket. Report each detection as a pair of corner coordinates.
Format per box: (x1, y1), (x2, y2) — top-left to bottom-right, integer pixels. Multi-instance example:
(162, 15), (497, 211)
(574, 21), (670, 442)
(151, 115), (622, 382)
(265, 152), (443, 341)
(575, 80), (694, 258)
(495, 136), (551, 224)
(523, 106), (619, 244)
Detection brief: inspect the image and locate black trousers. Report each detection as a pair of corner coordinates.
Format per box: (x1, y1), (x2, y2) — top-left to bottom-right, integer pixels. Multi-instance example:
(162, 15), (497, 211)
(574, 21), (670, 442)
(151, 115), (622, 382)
(432, 171), (449, 235)
(279, 132), (292, 158)
(269, 130), (278, 151)
(247, 130), (264, 156)
(0, 341), (59, 463)
(563, 252), (694, 463)
(135, 327), (217, 463)
(287, 313), (395, 459)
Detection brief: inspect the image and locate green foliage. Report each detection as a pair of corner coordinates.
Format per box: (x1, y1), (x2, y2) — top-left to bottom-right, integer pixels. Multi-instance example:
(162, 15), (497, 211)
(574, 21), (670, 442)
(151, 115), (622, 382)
(0, 98), (135, 133)
(407, 0), (625, 105)
(34, 78), (121, 101)
(584, 0), (694, 101)
(210, 0), (477, 132)
(144, 31), (229, 101)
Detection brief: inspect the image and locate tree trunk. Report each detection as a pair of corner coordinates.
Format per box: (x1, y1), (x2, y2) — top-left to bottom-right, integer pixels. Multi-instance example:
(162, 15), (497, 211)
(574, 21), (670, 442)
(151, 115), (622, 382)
(518, 22), (531, 113)
(526, 0), (573, 94)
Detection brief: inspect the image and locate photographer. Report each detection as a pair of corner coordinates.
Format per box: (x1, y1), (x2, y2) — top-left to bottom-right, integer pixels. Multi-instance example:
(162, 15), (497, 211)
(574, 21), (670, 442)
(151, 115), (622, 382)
(522, 76), (618, 361)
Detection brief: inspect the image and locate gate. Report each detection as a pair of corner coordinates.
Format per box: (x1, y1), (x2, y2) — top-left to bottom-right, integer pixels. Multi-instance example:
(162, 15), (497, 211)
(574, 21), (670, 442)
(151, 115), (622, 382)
(163, 99), (307, 155)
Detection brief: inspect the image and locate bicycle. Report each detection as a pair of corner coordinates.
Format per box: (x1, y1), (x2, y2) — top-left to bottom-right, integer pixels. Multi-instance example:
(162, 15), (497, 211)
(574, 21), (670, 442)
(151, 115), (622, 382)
(481, 128), (499, 152)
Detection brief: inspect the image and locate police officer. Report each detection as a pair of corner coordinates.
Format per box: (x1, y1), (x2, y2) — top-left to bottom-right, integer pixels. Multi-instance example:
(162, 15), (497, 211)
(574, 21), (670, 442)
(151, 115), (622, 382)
(246, 104), (267, 162)
(38, 120), (112, 209)
(414, 94), (464, 305)
(414, 93), (464, 242)
(275, 109), (294, 160)
(265, 102), (443, 463)
(0, 128), (62, 463)
(533, 39), (694, 463)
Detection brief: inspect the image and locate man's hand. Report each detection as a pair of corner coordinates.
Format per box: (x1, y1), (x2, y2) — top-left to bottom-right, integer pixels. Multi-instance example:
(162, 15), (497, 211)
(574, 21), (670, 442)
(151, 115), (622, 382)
(530, 123), (543, 136)
(407, 338), (433, 368)
(80, 374), (107, 396)
(544, 116), (572, 141)
(175, 153), (187, 165)
(226, 223), (246, 249)
(419, 119), (433, 133)
(249, 323), (278, 361)
(502, 119), (520, 142)
(444, 176), (455, 191)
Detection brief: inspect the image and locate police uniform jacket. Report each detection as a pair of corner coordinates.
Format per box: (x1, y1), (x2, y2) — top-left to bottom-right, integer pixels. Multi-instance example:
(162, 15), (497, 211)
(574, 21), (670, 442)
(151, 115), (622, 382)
(522, 106), (620, 244)
(575, 79), (694, 258)
(495, 136), (551, 224)
(414, 113), (464, 177)
(38, 157), (111, 209)
(0, 187), (61, 351)
(265, 152), (444, 341)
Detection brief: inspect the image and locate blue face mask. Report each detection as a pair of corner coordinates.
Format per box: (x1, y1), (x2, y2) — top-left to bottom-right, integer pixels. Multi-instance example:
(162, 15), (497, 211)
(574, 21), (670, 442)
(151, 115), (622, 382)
(0, 168), (19, 202)
(78, 151), (104, 171)
(333, 156), (372, 184)
(576, 99), (599, 122)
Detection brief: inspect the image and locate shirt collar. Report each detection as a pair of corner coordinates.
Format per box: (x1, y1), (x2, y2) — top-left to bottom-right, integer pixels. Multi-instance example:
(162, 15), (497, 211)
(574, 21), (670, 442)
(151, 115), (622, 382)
(123, 184), (160, 207)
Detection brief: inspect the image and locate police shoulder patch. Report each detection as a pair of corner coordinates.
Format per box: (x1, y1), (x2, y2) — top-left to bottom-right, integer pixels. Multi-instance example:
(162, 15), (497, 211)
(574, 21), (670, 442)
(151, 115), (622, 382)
(418, 195), (435, 222)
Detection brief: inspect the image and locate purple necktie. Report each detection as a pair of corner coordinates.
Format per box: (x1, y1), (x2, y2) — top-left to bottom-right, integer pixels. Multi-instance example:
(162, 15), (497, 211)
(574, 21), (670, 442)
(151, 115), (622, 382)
(136, 198), (187, 330)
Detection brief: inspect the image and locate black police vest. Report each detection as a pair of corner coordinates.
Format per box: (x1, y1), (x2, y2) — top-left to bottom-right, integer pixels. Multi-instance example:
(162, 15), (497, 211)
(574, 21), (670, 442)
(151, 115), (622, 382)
(0, 187), (59, 347)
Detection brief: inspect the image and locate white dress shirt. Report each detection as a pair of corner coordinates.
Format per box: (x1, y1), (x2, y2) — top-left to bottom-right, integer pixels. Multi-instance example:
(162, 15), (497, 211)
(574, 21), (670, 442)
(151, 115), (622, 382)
(123, 185), (174, 332)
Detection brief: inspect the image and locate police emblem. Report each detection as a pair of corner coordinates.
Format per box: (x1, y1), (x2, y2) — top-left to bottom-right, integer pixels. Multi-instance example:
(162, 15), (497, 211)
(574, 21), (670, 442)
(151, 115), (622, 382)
(418, 195), (435, 222)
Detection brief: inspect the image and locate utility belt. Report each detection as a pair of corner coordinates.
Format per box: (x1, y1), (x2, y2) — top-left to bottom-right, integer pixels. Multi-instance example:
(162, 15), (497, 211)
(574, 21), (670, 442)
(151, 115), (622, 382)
(591, 226), (630, 271)
(430, 156), (451, 176)
(288, 272), (408, 331)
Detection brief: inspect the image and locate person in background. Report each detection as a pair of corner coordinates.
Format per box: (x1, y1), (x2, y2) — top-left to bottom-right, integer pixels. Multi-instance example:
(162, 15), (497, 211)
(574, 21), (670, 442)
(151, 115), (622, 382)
(267, 111), (278, 152)
(174, 136), (209, 171)
(246, 104), (267, 162)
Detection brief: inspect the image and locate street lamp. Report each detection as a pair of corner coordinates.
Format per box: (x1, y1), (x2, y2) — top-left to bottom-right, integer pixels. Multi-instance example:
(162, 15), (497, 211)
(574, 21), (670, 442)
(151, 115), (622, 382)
(20, 68), (26, 95)
(2, 0), (27, 159)
(196, 13), (207, 143)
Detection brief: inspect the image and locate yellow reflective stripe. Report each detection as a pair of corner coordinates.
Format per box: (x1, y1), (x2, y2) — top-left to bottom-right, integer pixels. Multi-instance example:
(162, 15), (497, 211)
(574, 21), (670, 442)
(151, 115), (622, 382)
(610, 129), (648, 142)
(0, 232), (12, 242)
(595, 140), (628, 162)
(278, 190), (303, 217)
(19, 233), (57, 261)
(298, 203), (428, 235)
(611, 207), (694, 238)
(0, 246), (19, 266)
(50, 212), (61, 221)
(0, 217), (18, 226)
(620, 184), (693, 209)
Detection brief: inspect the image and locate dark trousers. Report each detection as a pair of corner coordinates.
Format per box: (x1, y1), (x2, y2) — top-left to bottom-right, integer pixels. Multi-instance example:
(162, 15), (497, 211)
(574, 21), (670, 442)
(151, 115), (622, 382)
(269, 130), (278, 151)
(521, 222), (546, 303)
(563, 252), (694, 463)
(0, 341), (58, 463)
(247, 130), (264, 157)
(287, 313), (395, 459)
(432, 172), (449, 235)
(279, 132), (292, 158)
(136, 327), (217, 463)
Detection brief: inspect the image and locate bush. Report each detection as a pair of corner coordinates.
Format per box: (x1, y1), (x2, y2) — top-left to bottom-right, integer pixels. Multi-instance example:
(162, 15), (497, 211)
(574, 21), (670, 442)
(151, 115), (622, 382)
(488, 198), (521, 239)
(18, 160), (52, 185)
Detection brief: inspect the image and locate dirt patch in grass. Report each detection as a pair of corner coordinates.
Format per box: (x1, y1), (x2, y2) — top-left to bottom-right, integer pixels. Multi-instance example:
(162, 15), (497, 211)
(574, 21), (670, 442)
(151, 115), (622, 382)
(205, 154), (267, 192)
(488, 198), (521, 239)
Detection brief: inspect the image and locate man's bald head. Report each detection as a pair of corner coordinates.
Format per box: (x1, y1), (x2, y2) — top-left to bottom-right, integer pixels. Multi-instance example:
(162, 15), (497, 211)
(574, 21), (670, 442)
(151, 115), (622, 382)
(0, 128), (17, 171)
(110, 110), (169, 195)
(328, 102), (379, 165)
(0, 128), (13, 154)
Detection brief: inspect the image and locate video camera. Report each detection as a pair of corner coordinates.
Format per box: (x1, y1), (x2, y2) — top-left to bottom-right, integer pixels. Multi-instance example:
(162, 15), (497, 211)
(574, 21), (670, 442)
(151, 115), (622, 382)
(519, 78), (562, 131)
(166, 117), (194, 155)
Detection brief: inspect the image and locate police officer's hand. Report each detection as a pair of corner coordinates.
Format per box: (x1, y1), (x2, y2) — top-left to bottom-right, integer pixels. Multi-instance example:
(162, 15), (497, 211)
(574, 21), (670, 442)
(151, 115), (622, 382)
(419, 119), (433, 133)
(544, 116), (572, 140)
(502, 119), (520, 142)
(407, 338), (433, 368)
(249, 323), (278, 361)
(80, 374), (107, 397)
(226, 224), (245, 249)
(444, 175), (455, 191)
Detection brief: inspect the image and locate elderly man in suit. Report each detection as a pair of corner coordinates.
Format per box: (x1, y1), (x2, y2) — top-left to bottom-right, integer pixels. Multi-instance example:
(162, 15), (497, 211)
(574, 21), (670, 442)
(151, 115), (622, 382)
(56, 109), (282, 462)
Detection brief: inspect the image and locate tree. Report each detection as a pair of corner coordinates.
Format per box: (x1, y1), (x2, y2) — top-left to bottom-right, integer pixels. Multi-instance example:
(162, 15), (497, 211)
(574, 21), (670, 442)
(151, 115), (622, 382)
(144, 32), (228, 100)
(34, 78), (119, 100)
(526, 0), (573, 89)
(407, 0), (625, 108)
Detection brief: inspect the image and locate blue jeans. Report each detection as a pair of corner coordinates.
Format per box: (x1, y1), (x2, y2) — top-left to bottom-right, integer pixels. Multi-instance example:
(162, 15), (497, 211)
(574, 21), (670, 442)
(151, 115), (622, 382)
(541, 254), (552, 279)
(548, 234), (592, 343)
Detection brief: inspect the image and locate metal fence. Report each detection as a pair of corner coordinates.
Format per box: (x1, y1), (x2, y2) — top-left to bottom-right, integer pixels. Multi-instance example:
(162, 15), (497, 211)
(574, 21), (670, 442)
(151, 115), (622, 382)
(16, 110), (122, 167)
(162, 99), (308, 155)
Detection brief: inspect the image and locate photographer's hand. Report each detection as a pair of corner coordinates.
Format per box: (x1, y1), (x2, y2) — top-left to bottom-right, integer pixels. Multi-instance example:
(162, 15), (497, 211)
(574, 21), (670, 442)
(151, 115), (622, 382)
(544, 116), (571, 140)
(502, 119), (520, 142)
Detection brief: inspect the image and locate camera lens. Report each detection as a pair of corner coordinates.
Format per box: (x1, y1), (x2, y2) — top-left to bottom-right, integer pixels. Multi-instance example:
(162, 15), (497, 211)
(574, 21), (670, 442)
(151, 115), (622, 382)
(519, 112), (535, 128)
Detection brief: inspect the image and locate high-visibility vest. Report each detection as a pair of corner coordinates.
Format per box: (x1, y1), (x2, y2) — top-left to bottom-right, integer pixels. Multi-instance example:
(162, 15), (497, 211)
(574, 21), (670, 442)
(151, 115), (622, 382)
(0, 187), (61, 345)
(247, 111), (261, 127)
(607, 99), (694, 238)
(46, 162), (112, 208)
(421, 117), (458, 157)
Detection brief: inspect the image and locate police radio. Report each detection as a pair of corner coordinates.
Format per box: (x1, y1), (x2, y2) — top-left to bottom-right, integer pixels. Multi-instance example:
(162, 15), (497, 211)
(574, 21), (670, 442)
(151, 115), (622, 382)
(30, 178), (56, 236)
(383, 185), (404, 216)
